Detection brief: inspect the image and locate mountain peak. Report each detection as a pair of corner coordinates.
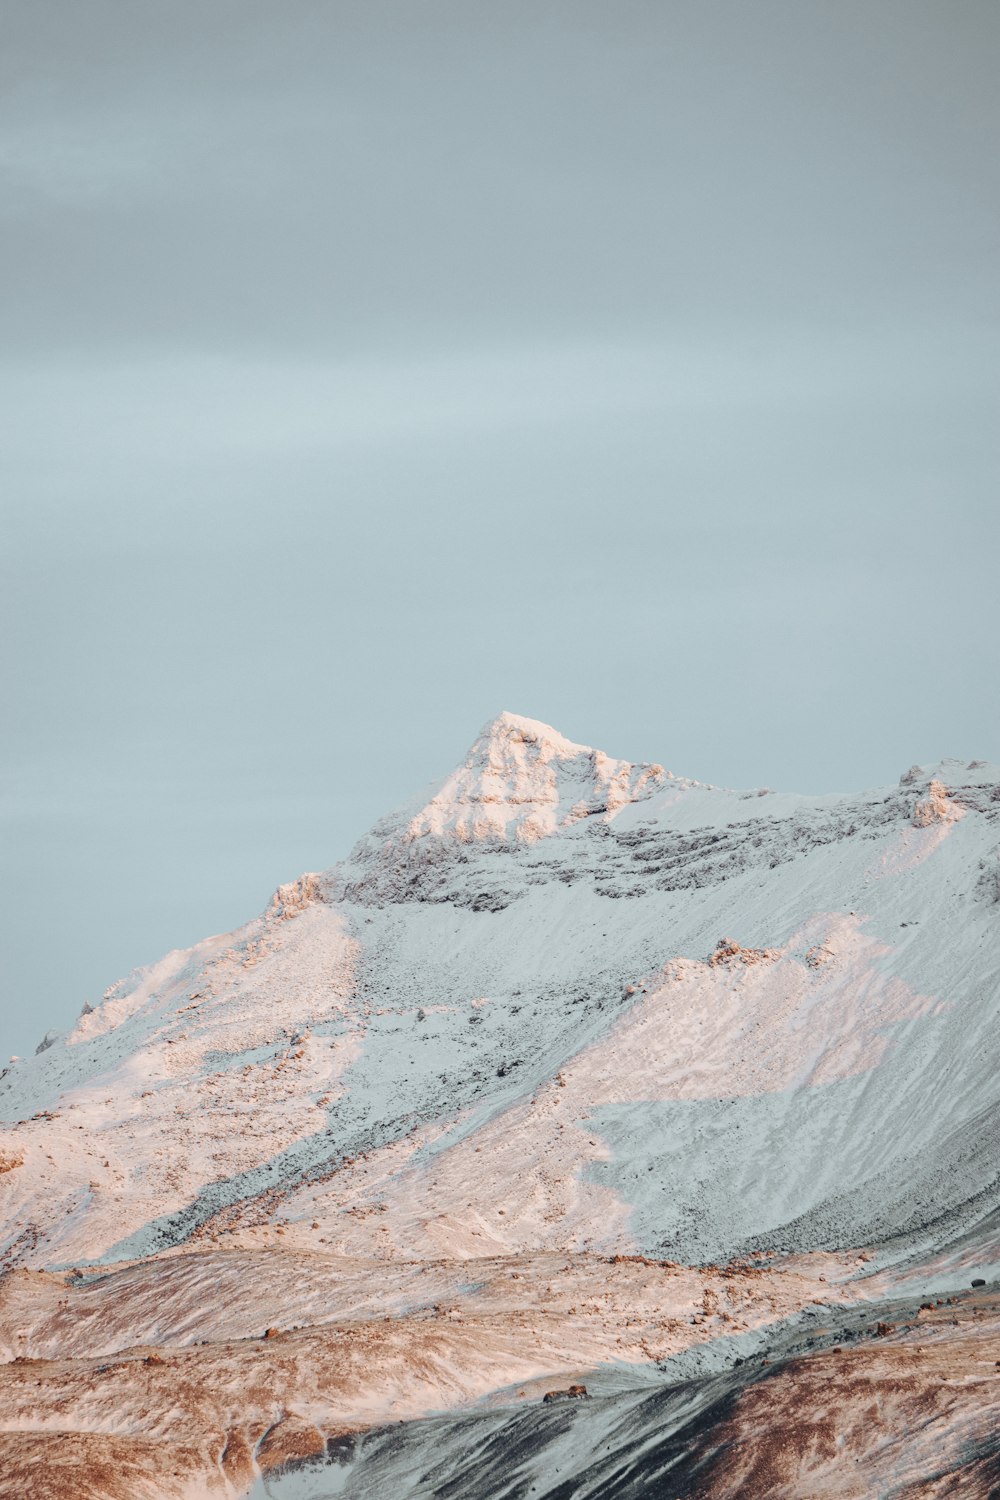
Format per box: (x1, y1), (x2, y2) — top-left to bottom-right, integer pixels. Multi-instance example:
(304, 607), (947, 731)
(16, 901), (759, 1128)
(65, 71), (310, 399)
(475, 711), (591, 759)
(339, 712), (672, 901)
(398, 711), (665, 849)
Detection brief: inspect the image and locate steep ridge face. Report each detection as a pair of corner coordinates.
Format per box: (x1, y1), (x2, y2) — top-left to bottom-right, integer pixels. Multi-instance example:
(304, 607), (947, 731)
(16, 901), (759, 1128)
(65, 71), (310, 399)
(1, 714), (999, 1499)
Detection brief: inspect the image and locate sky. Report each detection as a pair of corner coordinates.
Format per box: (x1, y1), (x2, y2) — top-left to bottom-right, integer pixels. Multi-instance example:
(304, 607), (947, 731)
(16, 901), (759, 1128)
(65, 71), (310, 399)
(2, 0), (998, 1058)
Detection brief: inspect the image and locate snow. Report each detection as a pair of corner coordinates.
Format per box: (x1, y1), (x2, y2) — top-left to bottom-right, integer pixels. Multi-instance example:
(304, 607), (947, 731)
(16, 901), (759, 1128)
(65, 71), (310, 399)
(1, 717), (999, 1496)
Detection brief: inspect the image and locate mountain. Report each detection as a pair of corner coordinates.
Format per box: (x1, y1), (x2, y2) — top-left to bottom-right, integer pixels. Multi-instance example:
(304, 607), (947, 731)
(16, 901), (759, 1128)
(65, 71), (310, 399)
(2, 713), (999, 1499)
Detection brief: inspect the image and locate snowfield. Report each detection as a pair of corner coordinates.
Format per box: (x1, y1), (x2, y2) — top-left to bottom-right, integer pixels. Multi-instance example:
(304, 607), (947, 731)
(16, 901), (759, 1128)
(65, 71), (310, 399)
(1, 713), (999, 1498)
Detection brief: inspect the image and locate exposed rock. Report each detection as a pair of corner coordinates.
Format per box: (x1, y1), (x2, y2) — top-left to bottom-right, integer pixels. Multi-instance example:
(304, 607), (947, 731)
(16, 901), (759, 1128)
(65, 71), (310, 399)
(220, 1427), (256, 1488)
(912, 778), (961, 827)
(975, 855), (1000, 905)
(542, 1382), (589, 1403)
(269, 872), (326, 920)
(256, 1413), (327, 1472)
(708, 937), (779, 967)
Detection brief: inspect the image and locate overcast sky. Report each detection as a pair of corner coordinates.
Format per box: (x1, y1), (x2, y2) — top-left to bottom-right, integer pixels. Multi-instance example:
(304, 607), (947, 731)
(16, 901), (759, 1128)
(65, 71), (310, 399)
(2, 1), (998, 1058)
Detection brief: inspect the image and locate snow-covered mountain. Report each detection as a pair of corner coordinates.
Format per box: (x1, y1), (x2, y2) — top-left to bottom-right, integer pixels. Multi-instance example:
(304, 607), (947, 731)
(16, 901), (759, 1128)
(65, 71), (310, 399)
(2, 713), (999, 1498)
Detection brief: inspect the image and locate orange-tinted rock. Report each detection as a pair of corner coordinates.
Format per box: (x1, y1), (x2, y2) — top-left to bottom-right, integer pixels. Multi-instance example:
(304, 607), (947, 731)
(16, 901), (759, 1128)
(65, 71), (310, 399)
(257, 1413), (328, 1472)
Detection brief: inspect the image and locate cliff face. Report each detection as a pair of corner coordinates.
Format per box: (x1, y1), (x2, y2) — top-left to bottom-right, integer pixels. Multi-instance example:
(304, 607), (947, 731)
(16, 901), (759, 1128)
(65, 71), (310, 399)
(2, 718), (999, 1498)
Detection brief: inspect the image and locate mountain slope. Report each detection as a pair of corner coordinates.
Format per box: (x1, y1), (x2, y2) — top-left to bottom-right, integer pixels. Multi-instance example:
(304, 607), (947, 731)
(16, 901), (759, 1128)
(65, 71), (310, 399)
(2, 714), (999, 1498)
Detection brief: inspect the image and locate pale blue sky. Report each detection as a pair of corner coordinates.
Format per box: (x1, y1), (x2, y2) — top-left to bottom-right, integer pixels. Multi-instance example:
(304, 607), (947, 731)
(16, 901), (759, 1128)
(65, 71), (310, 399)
(2, 1), (998, 1058)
